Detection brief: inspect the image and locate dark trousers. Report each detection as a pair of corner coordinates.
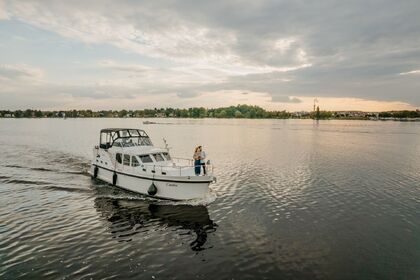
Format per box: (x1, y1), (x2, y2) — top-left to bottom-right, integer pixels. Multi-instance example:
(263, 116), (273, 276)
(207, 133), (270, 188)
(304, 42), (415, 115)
(194, 160), (201, 175)
(200, 162), (206, 175)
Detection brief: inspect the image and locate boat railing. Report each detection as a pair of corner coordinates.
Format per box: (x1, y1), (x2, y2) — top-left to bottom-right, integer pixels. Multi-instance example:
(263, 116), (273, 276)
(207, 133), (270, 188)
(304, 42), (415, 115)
(171, 157), (194, 166)
(143, 162), (214, 177)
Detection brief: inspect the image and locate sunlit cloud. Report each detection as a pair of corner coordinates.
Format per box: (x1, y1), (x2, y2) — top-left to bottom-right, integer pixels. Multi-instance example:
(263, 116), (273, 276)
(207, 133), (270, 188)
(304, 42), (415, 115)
(271, 96), (302, 104)
(399, 69), (420, 75)
(0, 0), (419, 110)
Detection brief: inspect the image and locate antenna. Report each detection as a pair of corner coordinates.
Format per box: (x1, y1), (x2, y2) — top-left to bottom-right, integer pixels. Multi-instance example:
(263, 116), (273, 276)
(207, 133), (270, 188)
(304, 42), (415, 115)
(313, 98), (319, 111)
(162, 138), (171, 151)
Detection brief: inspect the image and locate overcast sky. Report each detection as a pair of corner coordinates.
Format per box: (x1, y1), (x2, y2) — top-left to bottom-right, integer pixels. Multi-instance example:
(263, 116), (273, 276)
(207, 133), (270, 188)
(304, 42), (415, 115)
(0, 0), (419, 111)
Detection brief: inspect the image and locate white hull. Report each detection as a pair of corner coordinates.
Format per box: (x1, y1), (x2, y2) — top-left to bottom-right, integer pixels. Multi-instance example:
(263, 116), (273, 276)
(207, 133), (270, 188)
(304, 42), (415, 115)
(90, 164), (212, 200)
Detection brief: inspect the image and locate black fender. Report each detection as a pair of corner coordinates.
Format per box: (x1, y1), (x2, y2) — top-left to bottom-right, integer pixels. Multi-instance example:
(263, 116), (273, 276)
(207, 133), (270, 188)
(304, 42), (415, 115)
(112, 172), (117, 186)
(93, 166), (99, 178)
(148, 182), (157, 196)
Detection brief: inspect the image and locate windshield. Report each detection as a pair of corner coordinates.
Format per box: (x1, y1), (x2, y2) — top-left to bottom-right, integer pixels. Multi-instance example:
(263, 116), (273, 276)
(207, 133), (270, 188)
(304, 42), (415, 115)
(112, 137), (152, 147)
(162, 152), (171, 160)
(139, 155), (153, 163)
(152, 153), (165, 162)
(100, 129), (153, 148)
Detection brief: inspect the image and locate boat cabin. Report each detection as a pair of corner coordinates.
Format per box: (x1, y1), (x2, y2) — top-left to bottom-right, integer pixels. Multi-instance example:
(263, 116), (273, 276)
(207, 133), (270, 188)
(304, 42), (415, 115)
(98, 128), (177, 168)
(99, 128), (152, 149)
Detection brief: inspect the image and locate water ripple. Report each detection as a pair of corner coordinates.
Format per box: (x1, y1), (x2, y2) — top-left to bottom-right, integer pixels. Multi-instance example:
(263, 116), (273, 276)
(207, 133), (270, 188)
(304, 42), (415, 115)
(0, 119), (419, 279)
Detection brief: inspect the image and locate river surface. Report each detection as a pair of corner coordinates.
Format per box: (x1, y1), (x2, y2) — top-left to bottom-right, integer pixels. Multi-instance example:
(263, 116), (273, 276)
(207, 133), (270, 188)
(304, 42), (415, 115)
(0, 118), (419, 279)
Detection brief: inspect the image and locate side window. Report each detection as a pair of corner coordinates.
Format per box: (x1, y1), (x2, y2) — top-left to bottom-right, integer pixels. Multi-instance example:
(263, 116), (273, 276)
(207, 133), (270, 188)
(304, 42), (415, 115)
(123, 154), (130, 166)
(116, 153), (122, 164)
(162, 152), (171, 160)
(139, 155), (153, 163)
(131, 156), (140, 167)
(113, 141), (122, 147)
(139, 137), (153, 146)
(153, 153), (165, 162)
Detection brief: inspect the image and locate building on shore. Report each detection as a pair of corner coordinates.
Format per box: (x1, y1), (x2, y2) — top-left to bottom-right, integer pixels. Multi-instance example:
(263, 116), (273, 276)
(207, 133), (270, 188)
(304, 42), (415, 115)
(333, 111), (379, 119)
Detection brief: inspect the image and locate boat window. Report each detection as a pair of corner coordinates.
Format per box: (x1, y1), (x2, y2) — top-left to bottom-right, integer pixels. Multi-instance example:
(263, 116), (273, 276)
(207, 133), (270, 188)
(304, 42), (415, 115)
(123, 154), (130, 166)
(116, 153), (122, 164)
(139, 137), (153, 146)
(162, 152), (171, 160)
(153, 153), (165, 162)
(131, 156), (140, 167)
(122, 138), (135, 147)
(139, 155), (153, 163)
(113, 141), (122, 147)
(129, 129), (140, 136)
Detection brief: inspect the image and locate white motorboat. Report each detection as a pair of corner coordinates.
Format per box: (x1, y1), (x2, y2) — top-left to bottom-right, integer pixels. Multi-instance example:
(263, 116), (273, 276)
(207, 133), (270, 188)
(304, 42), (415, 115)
(90, 128), (215, 200)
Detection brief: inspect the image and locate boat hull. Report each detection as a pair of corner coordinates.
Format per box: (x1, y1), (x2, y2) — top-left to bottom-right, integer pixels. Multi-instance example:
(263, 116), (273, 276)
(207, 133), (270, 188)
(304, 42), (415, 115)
(90, 164), (211, 200)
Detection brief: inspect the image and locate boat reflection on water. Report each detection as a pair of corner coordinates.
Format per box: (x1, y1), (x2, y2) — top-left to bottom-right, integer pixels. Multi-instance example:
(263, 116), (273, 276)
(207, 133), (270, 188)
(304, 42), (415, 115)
(94, 197), (217, 251)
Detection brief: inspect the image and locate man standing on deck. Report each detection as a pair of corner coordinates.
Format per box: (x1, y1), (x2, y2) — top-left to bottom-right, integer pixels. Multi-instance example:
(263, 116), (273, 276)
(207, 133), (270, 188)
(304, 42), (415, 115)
(199, 146), (206, 175)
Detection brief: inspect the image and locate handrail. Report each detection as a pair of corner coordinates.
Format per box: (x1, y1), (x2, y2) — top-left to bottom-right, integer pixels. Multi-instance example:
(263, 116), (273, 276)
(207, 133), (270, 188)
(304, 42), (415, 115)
(138, 162), (214, 177)
(172, 157), (193, 161)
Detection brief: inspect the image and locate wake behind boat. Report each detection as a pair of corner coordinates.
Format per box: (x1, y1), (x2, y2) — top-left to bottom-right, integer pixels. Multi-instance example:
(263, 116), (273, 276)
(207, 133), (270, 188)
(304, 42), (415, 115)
(90, 128), (216, 200)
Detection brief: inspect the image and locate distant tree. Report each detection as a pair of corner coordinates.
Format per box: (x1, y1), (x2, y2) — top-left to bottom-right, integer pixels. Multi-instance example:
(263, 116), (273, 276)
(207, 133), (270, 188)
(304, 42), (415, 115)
(216, 110), (227, 118)
(14, 110), (23, 118)
(118, 110), (127, 118)
(34, 110), (43, 118)
(180, 109), (190, 118)
(23, 109), (33, 118)
(234, 110), (243, 118)
(198, 107), (207, 118)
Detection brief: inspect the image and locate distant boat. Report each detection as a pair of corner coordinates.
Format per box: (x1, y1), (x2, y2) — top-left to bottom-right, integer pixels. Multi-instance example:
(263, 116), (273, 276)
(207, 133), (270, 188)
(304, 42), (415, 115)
(90, 128), (216, 200)
(143, 121), (156, 124)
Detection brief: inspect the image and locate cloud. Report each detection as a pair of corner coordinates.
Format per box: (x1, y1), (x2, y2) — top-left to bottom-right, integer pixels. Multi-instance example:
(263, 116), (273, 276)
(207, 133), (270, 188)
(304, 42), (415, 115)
(399, 69), (420, 75)
(2, 1), (237, 65)
(271, 96), (302, 103)
(98, 60), (151, 73)
(0, 0), (9, 19)
(1, 0), (420, 108)
(176, 91), (200, 99)
(0, 64), (44, 80)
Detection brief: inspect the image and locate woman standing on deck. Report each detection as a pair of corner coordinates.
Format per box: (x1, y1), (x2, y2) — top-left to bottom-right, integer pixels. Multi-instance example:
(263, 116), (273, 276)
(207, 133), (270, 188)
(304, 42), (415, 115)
(193, 146), (201, 175)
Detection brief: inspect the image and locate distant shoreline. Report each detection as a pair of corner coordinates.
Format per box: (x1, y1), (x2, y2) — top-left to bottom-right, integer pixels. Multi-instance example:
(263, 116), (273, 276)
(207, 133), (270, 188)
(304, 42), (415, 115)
(1, 104), (419, 121)
(1, 116), (419, 122)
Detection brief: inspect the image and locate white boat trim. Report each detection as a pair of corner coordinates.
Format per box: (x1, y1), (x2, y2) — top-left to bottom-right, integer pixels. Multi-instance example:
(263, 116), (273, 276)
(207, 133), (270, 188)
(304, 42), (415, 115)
(92, 164), (213, 184)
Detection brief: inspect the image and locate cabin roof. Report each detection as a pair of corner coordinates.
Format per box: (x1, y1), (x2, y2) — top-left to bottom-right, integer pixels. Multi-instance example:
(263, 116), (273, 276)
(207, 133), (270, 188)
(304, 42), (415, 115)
(100, 128), (146, 133)
(113, 146), (166, 154)
(99, 128), (151, 149)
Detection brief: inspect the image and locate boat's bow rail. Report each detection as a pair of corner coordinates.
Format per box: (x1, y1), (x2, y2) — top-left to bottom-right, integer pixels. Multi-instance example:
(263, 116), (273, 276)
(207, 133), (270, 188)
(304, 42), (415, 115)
(138, 156), (213, 177)
(149, 162), (214, 177)
(171, 157), (193, 166)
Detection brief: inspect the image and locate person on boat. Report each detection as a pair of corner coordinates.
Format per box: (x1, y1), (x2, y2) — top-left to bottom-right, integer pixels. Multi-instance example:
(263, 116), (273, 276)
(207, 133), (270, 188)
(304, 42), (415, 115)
(199, 146), (207, 175)
(193, 146), (201, 175)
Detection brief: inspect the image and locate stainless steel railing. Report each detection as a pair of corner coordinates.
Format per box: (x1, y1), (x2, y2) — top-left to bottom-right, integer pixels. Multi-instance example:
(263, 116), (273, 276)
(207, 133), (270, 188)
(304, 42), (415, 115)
(148, 161), (214, 177)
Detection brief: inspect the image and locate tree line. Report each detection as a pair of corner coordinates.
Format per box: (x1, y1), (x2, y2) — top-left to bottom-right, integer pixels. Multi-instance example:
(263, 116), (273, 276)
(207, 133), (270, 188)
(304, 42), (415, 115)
(0, 105), (419, 119)
(0, 105), (292, 119)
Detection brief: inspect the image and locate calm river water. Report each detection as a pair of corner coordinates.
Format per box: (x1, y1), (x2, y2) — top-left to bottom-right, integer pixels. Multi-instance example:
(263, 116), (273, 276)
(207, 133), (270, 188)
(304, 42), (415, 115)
(0, 118), (419, 279)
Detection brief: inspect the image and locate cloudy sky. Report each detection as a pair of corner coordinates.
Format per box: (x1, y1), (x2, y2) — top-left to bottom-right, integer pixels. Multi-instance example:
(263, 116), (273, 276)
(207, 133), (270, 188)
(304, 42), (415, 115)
(0, 0), (419, 111)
